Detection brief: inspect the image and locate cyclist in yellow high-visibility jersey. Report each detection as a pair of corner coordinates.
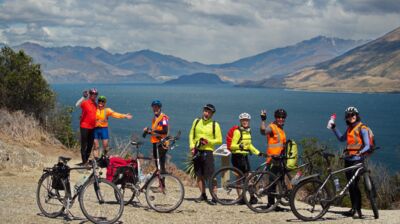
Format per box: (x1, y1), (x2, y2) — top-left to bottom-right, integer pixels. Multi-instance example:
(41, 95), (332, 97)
(189, 104), (222, 204)
(93, 96), (132, 158)
(230, 112), (265, 204)
(230, 113), (264, 173)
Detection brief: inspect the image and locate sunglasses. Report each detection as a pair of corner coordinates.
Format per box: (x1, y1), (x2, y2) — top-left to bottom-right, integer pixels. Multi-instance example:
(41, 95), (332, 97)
(98, 100), (105, 103)
(346, 113), (356, 118)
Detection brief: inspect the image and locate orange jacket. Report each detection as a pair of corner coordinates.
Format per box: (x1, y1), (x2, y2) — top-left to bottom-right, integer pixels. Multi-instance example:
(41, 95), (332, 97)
(346, 122), (366, 155)
(151, 113), (169, 143)
(96, 108), (126, 128)
(266, 123), (286, 163)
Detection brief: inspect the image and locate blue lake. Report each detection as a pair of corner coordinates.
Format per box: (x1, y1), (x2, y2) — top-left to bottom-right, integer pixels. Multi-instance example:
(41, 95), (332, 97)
(52, 84), (400, 172)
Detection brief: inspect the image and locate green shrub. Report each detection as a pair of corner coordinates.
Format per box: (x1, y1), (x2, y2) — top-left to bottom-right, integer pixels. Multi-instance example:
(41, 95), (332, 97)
(0, 46), (55, 121)
(43, 105), (77, 148)
(0, 46), (75, 148)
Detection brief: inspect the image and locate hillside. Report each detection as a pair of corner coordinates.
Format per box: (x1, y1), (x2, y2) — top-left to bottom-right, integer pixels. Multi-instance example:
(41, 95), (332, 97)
(4, 35), (364, 84)
(164, 72), (228, 85)
(283, 27), (400, 92)
(216, 36), (366, 81)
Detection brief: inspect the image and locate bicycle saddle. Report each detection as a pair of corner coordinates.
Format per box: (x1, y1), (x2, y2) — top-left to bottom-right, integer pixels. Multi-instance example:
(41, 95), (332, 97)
(131, 141), (144, 146)
(58, 156), (71, 163)
(322, 152), (335, 159)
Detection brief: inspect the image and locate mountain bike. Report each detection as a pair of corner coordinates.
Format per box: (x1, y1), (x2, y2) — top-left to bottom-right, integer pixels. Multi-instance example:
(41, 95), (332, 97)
(241, 149), (327, 213)
(211, 149), (322, 206)
(289, 151), (379, 221)
(36, 156), (124, 224)
(111, 131), (185, 213)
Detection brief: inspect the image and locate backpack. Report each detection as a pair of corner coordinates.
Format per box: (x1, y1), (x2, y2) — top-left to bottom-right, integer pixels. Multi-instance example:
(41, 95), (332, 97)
(226, 125), (243, 151)
(360, 124), (376, 152)
(285, 139), (298, 170)
(192, 118), (216, 140)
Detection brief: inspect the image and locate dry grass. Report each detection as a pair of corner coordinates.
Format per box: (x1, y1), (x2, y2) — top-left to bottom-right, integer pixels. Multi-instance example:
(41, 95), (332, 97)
(0, 109), (61, 146)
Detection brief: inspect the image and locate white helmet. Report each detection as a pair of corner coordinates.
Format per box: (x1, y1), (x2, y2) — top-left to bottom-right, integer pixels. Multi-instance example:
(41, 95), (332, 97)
(239, 112), (251, 120)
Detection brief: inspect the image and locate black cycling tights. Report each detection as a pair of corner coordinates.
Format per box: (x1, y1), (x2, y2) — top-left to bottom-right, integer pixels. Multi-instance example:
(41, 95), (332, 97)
(153, 143), (167, 174)
(345, 160), (362, 211)
(80, 128), (94, 164)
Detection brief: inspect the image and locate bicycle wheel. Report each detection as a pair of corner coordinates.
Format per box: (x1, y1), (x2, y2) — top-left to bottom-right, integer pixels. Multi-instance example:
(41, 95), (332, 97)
(243, 171), (283, 213)
(289, 178), (330, 221)
(114, 184), (136, 205)
(364, 174), (379, 219)
(209, 166), (244, 205)
(36, 172), (67, 218)
(79, 178), (124, 224)
(145, 173), (184, 213)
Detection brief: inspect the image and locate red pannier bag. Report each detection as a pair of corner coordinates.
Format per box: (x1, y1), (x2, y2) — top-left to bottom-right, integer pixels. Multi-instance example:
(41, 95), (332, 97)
(106, 157), (134, 182)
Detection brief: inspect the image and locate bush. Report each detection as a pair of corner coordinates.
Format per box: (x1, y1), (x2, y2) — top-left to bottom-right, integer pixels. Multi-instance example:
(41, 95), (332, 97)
(43, 106), (77, 148)
(0, 46), (55, 121)
(0, 46), (75, 148)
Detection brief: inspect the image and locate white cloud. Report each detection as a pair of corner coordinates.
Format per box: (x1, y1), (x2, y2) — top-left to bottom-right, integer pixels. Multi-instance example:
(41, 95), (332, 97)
(0, 0), (399, 63)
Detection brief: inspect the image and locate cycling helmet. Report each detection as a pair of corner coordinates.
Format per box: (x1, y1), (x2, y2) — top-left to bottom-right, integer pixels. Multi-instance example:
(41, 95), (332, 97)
(98, 95), (107, 103)
(151, 100), (162, 107)
(89, 88), (98, 95)
(203, 104), (216, 113)
(239, 112), (251, 120)
(274, 109), (287, 119)
(345, 106), (359, 116)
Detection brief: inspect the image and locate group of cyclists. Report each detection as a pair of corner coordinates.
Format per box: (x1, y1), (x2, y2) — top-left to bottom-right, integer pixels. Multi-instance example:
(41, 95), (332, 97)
(76, 88), (374, 219)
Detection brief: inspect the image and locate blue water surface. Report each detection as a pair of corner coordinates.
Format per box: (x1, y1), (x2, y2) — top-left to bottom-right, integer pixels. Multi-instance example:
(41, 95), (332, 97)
(52, 84), (400, 172)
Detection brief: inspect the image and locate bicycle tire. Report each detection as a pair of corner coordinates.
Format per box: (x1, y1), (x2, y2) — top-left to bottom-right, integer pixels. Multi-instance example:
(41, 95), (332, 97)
(79, 178), (124, 224)
(209, 166), (245, 205)
(36, 172), (67, 218)
(364, 174), (379, 219)
(289, 178), (330, 221)
(243, 171), (283, 213)
(145, 173), (184, 213)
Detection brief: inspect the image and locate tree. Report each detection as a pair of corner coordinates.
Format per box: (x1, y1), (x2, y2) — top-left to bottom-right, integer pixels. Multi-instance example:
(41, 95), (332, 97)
(0, 46), (55, 121)
(0, 46), (76, 147)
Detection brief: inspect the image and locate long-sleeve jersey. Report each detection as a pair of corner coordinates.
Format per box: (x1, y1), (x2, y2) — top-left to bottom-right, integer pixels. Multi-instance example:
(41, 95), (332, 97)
(230, 129), (260, 155)
(189, 118), (222, 151)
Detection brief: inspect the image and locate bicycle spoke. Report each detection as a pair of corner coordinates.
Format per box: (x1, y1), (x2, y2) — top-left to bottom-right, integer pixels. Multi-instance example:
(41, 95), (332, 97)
(36, 172), (66, 218)
(290, 179), (330, 221)
(79, 179), (124, 224)
(210, 167), (244, 205)
(146, 174), (184, 212)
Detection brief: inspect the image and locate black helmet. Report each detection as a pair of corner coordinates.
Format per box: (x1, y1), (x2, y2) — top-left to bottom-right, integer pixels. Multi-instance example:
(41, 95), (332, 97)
(203, 104), (216, 113)
(151, 100), (162, 107)
(274, 109), (287, 119)
(345, 106), (359, 117)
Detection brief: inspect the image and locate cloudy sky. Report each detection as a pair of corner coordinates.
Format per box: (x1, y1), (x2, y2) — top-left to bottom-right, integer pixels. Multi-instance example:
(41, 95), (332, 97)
(0, 0), (399, 64)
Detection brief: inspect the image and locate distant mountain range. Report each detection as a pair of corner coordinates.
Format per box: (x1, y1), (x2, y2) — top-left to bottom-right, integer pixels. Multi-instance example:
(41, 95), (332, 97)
(164, 73), (227, 85)
(2, 35), (365, 84)
(213, 36), (366, 81)
(283, 27), (400, 92)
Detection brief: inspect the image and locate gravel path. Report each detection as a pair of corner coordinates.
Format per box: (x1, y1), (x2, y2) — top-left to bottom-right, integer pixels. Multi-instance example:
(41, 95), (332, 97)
(0, 157), (399, 224)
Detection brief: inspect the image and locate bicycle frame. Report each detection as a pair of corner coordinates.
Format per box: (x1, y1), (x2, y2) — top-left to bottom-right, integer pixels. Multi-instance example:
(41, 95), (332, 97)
(317, 162), (364, 204)
(129, 132), (180, 193)
(62, 160), (103, 212)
